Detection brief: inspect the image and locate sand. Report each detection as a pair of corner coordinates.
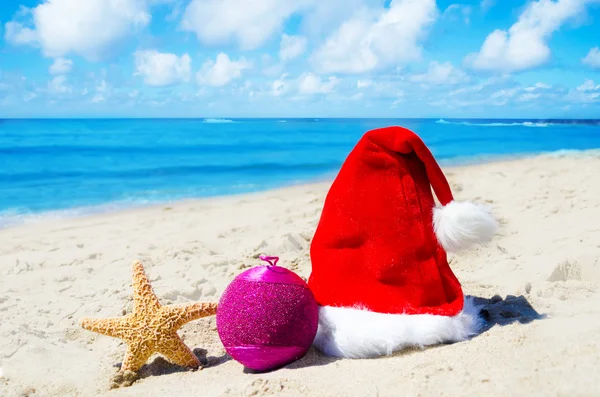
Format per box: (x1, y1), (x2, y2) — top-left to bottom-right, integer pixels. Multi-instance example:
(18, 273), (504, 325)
(1, 152), (600, 397)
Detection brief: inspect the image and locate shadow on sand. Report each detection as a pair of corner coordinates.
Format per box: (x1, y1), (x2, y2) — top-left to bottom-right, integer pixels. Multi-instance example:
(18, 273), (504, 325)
(241, 347), (338, 374)
(110, 293), (546, 383)
(287, 293), (546, 370)
(110, 348), (231, 388)
(470, 293), (546, 332)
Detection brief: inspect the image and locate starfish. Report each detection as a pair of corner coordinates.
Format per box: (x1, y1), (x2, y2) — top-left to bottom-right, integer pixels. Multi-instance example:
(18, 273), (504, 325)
(79, 259), (218, 372)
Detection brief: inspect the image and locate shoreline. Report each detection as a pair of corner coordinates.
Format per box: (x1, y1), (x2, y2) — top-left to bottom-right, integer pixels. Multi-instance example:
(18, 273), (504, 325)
(3, 148), (599, 231)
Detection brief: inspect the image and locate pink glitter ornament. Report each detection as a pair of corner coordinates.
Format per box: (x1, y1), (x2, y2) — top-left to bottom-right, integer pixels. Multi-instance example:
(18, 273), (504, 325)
(216, 255), (319, 372)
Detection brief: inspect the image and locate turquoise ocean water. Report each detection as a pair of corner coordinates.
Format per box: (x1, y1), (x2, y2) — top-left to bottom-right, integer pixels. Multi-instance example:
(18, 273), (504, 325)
(1, 118), (599, 228)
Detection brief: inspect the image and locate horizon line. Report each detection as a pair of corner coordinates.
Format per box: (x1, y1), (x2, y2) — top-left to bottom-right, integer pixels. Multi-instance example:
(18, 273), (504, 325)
(2, 117), (600, 121)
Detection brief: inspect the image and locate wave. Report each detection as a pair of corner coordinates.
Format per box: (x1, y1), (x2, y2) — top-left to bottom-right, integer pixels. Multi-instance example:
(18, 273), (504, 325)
(540, 148), (600, 159)
(438, 148), (600, 167)
(0, 140), (352, 156)
(3, 147), (600, 229)
(436, 119), (600, 127)
(435, 119), (551, 127)
(0, 183), (266, 228)
(522, 121), (549, 127)
(0, 200), (150, 229)
(0, 161), (344, 183)
(203, 118), (236, 123)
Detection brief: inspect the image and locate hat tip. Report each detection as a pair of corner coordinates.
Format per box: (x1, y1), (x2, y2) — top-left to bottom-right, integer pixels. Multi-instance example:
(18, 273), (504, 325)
(433, 201), (498, 253)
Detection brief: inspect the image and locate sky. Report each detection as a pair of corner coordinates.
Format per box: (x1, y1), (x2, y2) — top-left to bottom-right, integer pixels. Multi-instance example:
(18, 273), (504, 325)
(0, 0), (599, 118)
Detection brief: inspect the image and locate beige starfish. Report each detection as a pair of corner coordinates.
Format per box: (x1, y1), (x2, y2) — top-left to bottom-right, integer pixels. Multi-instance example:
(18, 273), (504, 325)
(79, 260), (218, 372)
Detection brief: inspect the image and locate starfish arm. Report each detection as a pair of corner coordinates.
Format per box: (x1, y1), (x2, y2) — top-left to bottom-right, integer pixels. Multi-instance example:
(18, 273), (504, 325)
(156, 333), (201, 369)
(163, 302), (218, 329)
(120, 342), (155, 372)
(79, 316), (133, 339)
(131, 260), (161, 313)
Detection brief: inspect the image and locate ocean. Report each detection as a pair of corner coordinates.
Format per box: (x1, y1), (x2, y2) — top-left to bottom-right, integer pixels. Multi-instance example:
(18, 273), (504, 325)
(1, 118), (599, 228)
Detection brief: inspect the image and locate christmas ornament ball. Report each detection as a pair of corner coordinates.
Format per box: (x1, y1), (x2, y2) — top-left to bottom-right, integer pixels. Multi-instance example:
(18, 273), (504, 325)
(216, 256), (319, 372)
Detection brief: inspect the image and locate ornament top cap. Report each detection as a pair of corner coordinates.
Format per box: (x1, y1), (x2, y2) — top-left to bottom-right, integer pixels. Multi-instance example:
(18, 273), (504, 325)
(259, 255), (279, 266)
(234, 255), (306, 287)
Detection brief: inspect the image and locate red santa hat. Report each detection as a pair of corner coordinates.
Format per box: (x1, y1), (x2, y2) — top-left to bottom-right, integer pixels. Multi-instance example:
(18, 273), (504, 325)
(308, 126), (498, 358)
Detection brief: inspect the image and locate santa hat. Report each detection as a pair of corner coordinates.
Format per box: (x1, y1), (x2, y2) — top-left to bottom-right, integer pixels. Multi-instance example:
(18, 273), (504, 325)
(307, 126), (498, 359)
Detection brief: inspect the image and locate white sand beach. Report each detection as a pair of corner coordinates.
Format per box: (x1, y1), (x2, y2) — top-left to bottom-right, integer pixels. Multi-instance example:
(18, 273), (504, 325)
(1, 152), (600, 397)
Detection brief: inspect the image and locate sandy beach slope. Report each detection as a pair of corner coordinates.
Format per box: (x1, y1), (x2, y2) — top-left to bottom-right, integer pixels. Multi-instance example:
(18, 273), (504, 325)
(1, 152), (600, 397)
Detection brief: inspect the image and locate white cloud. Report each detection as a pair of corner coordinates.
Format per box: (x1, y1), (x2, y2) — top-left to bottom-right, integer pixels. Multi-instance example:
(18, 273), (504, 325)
(518, 93), (541, 101)
(48, 75), (71, 94)
(467, 0), (598, 73)
(165, 0), (186, 21)
(480, 0), (495, 12)
(4, 0), (151, 61)
(260, 54), (285, 77)
(4, 21), (38, 45)
(577, 79), (600, 92)
(271, 74), (289, 96)
(280, 34), (307, 61)
(443, 4), (471, 24)
(49, 58), (73, 75)
(196, 53), (250, 87)
(524, 82), (551, 91)
(569, 79), (600, 102)
(410, 61), (468, 85)
(298, 73), (339, 94)
(391, 94), (404, 107)
(582, 47), (600, 68)
(444, 4), (460, 13)
(449, 85), (482, 97)
(300, 0), (384, 37)
(134, 50), (191, 86)
(441, 76), (530, 108)
(357, 79), (372, 88)
(181, 0), (309, 50)
(490, 88), (520, 99)
(24, 92), (37, 102)
(259, 54), (285, 77)
(462, 6), (472, 24)
(91, 80), (109, 103)
(179, 0), (382, 52)
(149, 99), (170, 107)
(311, 0), (438, 73)
(437, 74), (579, 109)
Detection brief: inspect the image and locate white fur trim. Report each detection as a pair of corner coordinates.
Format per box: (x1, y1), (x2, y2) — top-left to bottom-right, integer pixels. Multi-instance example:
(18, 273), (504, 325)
(433, 201), (498, 253)
(313, 297), (483, 358)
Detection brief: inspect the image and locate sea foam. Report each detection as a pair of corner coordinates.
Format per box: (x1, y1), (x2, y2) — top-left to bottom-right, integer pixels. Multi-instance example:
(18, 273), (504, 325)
(436, 119), (551, 127)
(203, 118), (236, 123)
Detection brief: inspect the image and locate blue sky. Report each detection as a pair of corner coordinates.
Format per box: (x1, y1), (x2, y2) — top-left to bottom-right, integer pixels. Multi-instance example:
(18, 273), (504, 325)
(0, 0), (599, 118)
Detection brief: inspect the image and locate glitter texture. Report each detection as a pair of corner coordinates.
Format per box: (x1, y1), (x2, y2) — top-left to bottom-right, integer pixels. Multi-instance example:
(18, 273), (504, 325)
(216, 265), (319, 372)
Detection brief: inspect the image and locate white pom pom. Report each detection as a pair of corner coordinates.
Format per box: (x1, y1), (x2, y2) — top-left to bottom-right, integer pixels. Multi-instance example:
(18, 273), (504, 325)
(433, 201), (498, 253)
